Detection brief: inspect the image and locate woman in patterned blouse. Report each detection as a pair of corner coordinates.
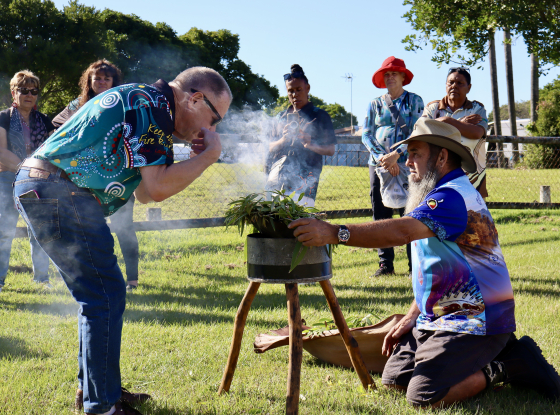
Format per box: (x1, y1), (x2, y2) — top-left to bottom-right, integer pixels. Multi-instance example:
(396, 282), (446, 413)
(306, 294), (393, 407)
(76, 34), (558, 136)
(0, 70), (55, 291)
(362, 56), (425, 277)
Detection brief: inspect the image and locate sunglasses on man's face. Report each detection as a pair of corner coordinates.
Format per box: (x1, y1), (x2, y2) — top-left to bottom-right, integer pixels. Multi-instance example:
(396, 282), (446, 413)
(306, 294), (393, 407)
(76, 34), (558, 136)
(283, 72), (305, 81)
(17, 87), (39, 96)
(191, 88), (222, 127)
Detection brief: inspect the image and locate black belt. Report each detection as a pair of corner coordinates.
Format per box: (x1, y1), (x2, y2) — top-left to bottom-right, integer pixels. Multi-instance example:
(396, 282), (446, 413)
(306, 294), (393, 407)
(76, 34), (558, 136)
(20, 158), (70, 181)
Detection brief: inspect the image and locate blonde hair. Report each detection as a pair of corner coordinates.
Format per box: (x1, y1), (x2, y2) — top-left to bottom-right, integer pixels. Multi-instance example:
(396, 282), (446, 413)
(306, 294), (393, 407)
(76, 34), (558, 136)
(10, 70), (40, 91)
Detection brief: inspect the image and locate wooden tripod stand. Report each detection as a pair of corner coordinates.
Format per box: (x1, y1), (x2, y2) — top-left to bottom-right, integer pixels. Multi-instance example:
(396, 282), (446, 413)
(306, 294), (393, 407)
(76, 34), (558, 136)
(218, 280), (375, 415)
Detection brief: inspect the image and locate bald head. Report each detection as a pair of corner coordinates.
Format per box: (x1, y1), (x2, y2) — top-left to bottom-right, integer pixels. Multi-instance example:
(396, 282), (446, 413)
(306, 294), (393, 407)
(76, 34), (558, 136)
(171, 66), (232, 104)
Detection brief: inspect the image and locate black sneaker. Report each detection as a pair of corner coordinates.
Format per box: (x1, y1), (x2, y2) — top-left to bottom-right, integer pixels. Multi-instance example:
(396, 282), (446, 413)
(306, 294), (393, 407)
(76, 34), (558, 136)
(503, 336), (560, 401)
(372, 264), (395, 277)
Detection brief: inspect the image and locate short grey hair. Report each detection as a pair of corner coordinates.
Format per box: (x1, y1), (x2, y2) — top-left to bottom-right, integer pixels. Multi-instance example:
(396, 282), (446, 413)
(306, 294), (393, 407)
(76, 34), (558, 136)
(172, 66), (232, 103)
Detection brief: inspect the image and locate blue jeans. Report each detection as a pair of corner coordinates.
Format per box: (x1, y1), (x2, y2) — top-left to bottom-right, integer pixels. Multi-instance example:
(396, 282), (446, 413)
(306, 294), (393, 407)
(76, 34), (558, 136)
(0, 171), (50, 286)
(14, 167), (125, 414)
(109, 196), (139, 282)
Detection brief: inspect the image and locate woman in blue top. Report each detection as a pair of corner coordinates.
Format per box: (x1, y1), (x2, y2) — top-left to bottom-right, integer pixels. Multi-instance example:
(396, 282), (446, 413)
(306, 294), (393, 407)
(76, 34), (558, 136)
(53, 60), (141, 293)
(362, 57), (424, 277)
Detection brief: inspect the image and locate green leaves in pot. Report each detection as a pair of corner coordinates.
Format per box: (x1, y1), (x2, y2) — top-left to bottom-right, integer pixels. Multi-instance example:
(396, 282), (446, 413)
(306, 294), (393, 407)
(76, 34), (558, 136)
(224, 190), (334, 272)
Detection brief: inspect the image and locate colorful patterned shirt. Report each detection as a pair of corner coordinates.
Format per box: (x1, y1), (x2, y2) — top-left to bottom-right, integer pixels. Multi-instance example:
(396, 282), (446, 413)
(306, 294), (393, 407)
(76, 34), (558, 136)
(361, 91), (424, 166)
(407, 168), (515, 336)
(34, 80), (175, 216)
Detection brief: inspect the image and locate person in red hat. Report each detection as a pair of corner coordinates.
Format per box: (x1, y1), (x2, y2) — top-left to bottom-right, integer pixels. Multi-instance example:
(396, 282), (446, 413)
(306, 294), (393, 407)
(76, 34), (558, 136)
(361, 56), (424, 277)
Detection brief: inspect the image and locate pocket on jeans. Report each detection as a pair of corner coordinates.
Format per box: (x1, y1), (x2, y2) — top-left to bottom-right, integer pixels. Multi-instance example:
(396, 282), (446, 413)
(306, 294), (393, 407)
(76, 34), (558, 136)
(17, 199), (61, 244)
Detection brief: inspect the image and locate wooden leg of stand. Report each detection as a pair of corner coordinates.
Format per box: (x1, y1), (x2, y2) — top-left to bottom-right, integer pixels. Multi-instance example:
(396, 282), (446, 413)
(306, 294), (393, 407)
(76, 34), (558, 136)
(285, 283), (303, 415)
(218, 282), (261, 394)
(319, 279), (376, 391)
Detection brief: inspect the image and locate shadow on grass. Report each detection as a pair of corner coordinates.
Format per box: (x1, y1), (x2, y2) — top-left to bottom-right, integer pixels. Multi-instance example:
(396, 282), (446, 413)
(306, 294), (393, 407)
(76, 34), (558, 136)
(0, 335), (48, 360)
(121, 279), (413, 328)
(4, 271), (411, 327)
(500, 233), (560, 248)
(8, 264), (33, 274)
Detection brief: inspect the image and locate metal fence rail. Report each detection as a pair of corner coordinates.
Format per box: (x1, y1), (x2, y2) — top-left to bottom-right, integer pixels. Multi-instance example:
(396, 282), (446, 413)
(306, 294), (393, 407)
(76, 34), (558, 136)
(14, 135), (560, 237)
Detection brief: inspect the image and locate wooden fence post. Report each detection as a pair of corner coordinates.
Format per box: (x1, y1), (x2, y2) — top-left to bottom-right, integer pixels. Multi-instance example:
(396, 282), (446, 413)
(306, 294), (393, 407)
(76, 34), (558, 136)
(540, 186), (551, 203)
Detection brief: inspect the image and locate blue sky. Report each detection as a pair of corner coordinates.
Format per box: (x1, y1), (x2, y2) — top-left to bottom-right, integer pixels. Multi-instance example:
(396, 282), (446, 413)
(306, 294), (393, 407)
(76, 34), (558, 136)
(54, 0), (560, 125)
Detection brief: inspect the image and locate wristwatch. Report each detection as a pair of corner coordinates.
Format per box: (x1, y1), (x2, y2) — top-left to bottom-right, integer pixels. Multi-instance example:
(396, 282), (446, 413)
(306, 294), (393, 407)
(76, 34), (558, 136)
(338, 225), (350, 244)
(395, 147), (404, 156)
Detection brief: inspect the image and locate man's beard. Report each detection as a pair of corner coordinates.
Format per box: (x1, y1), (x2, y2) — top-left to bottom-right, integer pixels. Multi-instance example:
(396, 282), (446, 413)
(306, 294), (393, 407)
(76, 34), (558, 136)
(405, 169), (440, 214)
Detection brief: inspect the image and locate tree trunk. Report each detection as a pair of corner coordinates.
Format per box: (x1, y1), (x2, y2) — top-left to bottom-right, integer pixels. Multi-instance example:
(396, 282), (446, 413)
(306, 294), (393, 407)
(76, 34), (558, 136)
(530, 53), (539, 123)
(504, 29), (518, 164)
(488, 31), (503, 167)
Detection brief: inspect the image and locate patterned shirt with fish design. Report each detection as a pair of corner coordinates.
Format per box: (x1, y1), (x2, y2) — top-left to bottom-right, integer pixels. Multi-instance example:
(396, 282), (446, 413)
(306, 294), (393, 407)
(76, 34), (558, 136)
(407, 168), (515, 336)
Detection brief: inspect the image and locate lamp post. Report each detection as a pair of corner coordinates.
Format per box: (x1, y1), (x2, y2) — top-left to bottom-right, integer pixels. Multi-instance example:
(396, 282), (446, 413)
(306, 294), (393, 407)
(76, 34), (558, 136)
(343, 73), (354, 131)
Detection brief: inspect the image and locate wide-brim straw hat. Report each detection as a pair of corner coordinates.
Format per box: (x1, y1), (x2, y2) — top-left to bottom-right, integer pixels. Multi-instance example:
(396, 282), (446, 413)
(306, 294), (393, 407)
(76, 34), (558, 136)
(372, 56), (414, 89)
(391, 118), (477, 173)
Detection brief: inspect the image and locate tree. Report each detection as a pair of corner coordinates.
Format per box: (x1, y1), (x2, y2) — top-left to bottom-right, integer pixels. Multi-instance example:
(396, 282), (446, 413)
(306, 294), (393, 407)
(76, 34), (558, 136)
(100, 10), (191, 84)
(402, 1), (560, 69)
(0, 0), (108, 114)
(0, 0), (279, 115)
(527, 77), (560, 137)
(402, 0), (560, 164)
(488, 101), (531, 122)
(101, 14), (279, 109)
(268, 95), (358, 130)
(524, 76), (560, 168)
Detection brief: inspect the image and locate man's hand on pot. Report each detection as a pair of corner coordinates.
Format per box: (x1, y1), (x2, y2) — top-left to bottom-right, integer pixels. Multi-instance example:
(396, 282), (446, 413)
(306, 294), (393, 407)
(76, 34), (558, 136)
(288, 218), (339, 247)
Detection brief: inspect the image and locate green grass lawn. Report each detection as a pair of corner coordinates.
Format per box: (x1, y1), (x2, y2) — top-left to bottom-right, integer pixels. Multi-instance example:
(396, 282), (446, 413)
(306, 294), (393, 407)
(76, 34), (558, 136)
(2, 208), (560, 414)
(129, 164), (560, 222)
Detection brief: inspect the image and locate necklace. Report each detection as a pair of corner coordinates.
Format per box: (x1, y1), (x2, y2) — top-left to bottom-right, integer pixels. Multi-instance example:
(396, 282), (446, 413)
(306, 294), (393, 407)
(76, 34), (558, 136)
(19, 114), (30, 128)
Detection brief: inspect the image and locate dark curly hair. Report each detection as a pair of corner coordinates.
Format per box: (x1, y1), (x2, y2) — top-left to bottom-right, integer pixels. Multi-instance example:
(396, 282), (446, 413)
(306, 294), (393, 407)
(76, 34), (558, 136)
(78, 59), (123, 108)
(287, 64), (309, 84)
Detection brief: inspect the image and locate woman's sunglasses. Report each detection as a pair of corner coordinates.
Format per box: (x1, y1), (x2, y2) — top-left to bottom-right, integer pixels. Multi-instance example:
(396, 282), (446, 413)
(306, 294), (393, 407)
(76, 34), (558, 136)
(16, 87), (39, 96)
(283, 72), (305, 81)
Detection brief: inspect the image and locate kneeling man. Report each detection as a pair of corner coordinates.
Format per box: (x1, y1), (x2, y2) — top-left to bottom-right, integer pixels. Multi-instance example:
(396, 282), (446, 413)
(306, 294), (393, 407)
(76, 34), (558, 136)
(289, 118), (560, 407)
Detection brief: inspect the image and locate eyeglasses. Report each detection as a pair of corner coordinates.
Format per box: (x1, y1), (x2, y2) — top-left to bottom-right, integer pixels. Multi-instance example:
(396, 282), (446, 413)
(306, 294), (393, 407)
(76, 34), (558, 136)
(16, 87), (39, 96)
(448, 67), (470, 75)
(191, 88), (222, 127)
(283, 72), (305, 81)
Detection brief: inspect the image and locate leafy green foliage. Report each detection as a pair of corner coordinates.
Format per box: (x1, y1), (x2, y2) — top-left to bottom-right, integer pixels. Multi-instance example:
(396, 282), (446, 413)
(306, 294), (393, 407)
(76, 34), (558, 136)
(524, 76), (560, 168)
(269, 94), (358, 129)
(224, 189), (322, 237)
(224, 190), (332, 272)
(0, 0), (109, 114)
(302, 312), (383, 338)
(488, 100), (531, 122)
(0, 0), (279, 116)
(402, 1), (560, 69)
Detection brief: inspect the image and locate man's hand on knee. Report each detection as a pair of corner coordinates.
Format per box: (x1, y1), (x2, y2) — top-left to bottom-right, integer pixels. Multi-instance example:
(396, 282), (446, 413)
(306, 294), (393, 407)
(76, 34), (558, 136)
(382, 301), (420, 356)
